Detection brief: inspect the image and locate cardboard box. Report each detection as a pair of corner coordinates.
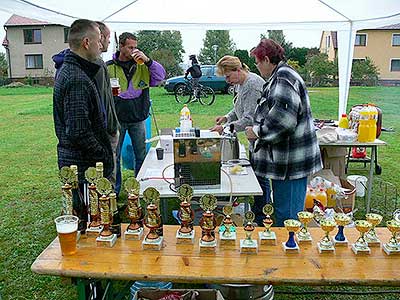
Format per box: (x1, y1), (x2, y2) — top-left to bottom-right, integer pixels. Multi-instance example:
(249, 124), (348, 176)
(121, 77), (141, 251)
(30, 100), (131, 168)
(133, 289), (225, 300)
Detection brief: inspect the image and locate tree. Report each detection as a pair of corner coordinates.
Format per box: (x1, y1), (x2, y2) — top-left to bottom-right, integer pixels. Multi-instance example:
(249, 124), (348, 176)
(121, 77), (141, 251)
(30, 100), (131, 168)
(304, 53), (337, 86)
(0, 53), (8, 77)
(151, 49), (182, 78)
(234, 49), (258, 74)
(287, 47), (319, 67)
(351, 57), (379, 86)
(260, 30), (293, 58)
(199, 30), (236, 64)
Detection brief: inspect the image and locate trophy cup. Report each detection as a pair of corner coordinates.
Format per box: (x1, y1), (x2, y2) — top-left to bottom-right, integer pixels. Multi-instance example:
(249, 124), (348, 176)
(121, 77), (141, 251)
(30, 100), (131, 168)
(333, 213), (351, 246)
(296, 211), (314, 243)
(124, 177), (143, 240)
(258, 204), (277, 245)
(382, 219), (400, 255)
(219, 204), (237, 245)
(240, 211), (258, 254)
(59, 166), (75, 215)
(365, 213), (383, 247)
(351, 220), (372, 255)
(199, 194), (218, 252)
(176, 184), (195, 244)
(282, 219), (301, 253)
(96, 177), (117, 247)
(317, 219), (336, 253)
(85, 167), (103, 236)
(142, 187), (163, 250)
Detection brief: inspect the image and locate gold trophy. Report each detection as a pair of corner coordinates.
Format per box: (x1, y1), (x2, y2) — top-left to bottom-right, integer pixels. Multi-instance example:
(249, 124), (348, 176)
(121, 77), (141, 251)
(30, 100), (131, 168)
(240, 211), (258, 254)
(365, 213), (383, 246)
(85, 167), (103, 236)
(96, 177), (117, 247)
(258, 204), (277, 245)
(176, 184), (195, 244)
(59, 166), (75, 215)
(317, 219), (336, 253)
(382, 219), (400, 255)
(142, 187), (163, 250)
(283, 219), (301, 253)
(351, 220), (372, 255)
(219, 204), (237, 245)
(333, 213), (351, 246)
(296, 211), (314, 243)
(123, 177), (143, 240)
(199, 194), (218, 252)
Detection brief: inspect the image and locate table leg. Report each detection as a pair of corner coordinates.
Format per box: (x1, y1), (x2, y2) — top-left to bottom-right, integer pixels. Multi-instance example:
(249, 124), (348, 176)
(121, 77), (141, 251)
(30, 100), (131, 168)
(366, 146), (376, 213)
(76, 278), (88, 300)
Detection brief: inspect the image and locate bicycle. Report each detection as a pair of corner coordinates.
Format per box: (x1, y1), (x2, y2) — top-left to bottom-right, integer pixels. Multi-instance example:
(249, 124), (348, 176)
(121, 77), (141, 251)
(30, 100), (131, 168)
(174, 78), (216, 105)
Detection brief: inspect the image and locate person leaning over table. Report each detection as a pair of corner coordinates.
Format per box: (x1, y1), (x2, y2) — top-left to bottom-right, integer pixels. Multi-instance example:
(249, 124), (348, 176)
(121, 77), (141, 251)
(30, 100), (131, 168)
(210, 55), (270, 225)
(245, 39), (322, 226)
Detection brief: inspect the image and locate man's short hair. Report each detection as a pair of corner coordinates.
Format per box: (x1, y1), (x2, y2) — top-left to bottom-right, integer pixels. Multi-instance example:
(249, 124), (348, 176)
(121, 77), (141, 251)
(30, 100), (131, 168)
(119, 32), (137, 46)
(68, 19), (99, 50)
(96, 21), (109, 36)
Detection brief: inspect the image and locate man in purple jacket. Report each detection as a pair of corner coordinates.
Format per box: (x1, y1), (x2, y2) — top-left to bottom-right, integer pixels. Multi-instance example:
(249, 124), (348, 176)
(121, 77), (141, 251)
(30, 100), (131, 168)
(106, 32), (166, 193)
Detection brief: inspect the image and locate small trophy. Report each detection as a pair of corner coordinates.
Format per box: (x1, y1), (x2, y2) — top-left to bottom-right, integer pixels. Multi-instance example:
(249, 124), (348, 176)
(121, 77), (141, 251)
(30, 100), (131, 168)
(176, 184), (195, 244)
(296, 211), (314, 243)
(124, 177), (143, 240)
(382, 219), (400, 255)
(240, 211), (258, 254)
(219, 205), (237, 245)
(333, 213), (351, 246)
(59, 166), (75, 215)
(96, 177), (117, 247)
(317, 219), (336, 253)
(85, 167), (103, 236)
(365, 213), (383, 247)
(282, 219), (301, 253)
(199, 194), (218, 252)
(142, 187), (163, 250)
(351, 220), (372, 255)
(258, 204), (277, 245)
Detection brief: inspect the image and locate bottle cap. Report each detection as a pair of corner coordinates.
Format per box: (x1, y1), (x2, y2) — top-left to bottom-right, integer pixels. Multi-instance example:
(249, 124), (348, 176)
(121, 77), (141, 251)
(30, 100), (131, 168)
(341, 113), (347, 117)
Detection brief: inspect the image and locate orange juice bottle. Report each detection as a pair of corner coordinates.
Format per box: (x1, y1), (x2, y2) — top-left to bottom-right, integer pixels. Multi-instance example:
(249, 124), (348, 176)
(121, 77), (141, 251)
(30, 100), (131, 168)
(358, 105), (370, 142)
(315, 188), (328, 208)
(338, 113), (349, 129)
(305, 187), (315, 212)
(326, 183), (337, 208)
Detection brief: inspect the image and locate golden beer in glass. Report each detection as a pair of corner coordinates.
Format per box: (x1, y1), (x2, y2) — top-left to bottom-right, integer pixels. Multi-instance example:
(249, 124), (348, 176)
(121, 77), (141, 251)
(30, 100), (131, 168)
(55, 215), (79, 256)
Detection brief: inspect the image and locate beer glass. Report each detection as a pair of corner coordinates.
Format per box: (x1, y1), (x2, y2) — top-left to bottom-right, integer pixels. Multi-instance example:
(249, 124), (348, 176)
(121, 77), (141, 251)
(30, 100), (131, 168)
(55, 215), (79, 256)
(132, 49), (144, 65)
(110, 78), (120, 96)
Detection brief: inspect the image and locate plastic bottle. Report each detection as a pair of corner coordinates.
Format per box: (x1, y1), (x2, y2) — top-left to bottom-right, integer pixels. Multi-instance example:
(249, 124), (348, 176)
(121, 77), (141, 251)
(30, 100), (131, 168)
(305, 187), (315, 212)
(179, 105), (192, 132)
(326, 183), (337, 208)
(338, 113), (349, 129)
(357, 105), (370, 142)
(368, 104), (378, 142)
(315, 188), (328, 208)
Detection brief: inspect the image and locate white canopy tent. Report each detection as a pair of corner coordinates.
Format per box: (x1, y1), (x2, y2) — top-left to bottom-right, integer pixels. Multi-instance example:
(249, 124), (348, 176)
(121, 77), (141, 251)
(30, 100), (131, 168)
(2, 0), (400, 118)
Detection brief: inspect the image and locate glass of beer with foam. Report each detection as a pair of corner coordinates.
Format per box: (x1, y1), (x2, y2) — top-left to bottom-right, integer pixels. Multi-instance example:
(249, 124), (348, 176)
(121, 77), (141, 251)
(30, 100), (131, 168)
(55, 215), (79, 256)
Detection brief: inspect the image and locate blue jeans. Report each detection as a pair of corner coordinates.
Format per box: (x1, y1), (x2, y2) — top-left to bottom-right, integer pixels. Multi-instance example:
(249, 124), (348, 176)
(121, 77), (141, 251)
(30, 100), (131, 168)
(115, 121), (146, 194)
(271, 177), (307, 227)
(253, 176), (271, 226)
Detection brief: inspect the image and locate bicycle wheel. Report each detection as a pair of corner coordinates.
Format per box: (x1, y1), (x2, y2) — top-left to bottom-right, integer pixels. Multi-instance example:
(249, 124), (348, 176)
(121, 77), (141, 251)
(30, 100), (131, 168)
(174, 84), (192, 104)
(198, 86), (215, 105)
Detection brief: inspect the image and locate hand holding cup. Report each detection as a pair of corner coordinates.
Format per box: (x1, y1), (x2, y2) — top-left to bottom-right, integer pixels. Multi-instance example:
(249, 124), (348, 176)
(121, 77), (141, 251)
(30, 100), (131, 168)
(131, 49), (148, 65)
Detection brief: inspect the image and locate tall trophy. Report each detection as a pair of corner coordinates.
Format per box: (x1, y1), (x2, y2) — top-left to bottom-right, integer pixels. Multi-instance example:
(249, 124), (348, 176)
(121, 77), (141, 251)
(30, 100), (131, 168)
(85, 167), (102, 236)
(96, 177), (117, 247)
(351, 220), (372, 255)
(257, 204), (276, 245)
(176, 184), (195, 244)
(59, 166), (75, 215)
(296, 211), (314, 243)
(219, 204), (237, 245)
(365, 213), (383, 247)
(142, 187), (163, 250)
(199, 194), (217, 252)
(333, 212), (351, 246)
(124, 177), (143, 240)
(283, 219), (301, 253)
(382, 219), (400, 255)
(317, 219), (336, 253)
(240, 211), (258, 254)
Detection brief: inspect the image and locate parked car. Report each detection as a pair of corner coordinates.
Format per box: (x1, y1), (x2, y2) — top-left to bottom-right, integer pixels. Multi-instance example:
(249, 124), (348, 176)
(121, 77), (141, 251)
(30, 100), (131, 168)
(164, 65), (234, 94)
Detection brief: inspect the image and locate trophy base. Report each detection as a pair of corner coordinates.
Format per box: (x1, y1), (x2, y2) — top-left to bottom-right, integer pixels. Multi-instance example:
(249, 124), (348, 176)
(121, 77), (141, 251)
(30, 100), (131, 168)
(365, 239), (382, 247)
(124, 227), (144, 240)
(333, 237), (348, 246)
(176, 229), (195, 244)
(296, 233), (312, 243)
(240, 239), (258, 254)
(282, 242), (299, 253)
(351, 244), (371, 255)
(86, 226), (103, 237)
(317, 242), (335, 254)
(96, 234), (117, 248)
(258, 231), (277, 245)
(219, 232), (237, 245)
(199, 239), (217, 252)
(142, 236), (164, 251)
(382, 243), (400, 255)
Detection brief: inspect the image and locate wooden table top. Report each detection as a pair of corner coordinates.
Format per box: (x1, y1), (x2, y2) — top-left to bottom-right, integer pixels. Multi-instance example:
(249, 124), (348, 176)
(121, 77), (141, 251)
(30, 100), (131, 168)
(31, 225), (400, 286)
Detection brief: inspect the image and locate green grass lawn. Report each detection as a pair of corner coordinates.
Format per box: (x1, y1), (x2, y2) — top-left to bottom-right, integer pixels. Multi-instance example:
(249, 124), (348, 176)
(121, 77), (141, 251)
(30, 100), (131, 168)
(0, 86), (399, 299)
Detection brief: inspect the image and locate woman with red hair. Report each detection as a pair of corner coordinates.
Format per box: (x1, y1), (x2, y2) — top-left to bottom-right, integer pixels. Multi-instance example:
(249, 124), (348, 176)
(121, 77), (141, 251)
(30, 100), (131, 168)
(245, 39), (322, 226)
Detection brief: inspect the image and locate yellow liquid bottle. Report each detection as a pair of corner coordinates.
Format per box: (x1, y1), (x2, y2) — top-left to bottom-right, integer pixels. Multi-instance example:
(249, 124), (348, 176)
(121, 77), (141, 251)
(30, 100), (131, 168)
(358, 106), (370, 142)
(338, 113), (349, 129)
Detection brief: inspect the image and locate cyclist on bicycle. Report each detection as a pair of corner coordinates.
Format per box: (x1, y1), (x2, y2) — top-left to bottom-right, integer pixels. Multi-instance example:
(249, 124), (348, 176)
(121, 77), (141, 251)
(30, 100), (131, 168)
(184, 55), (202, 99)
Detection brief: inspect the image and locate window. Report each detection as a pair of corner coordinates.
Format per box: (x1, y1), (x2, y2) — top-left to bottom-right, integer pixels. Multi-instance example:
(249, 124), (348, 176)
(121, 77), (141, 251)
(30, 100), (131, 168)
(326, 36), (331, 49)
(201, 67), (213, 76)
(390, 59), (400, 72)
(64, 27), (70, 43)
(355, 34), (367, 46)
(23, 29), (41, 44)
(353, 58), (366, 63)
(25, 54), (43, 69)
(392, 34), (400, 46)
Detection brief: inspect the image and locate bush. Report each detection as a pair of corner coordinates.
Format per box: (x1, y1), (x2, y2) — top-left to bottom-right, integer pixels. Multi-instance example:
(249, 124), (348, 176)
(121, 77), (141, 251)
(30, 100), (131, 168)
(351, 58), (379, 86)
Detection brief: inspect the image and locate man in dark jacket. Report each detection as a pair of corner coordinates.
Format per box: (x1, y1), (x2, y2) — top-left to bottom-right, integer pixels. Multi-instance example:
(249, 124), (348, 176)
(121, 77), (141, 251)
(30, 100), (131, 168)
(53, 19), (113, 183)
(184, 54), (202, 99)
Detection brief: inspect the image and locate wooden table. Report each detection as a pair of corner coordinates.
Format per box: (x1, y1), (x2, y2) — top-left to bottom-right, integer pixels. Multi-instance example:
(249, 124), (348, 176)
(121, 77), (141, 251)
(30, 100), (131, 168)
(32, 225), (400, 291)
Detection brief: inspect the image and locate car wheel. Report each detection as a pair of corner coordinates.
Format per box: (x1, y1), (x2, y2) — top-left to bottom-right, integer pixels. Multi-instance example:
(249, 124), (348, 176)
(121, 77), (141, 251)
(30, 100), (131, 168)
(226, 85), (235, 95)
